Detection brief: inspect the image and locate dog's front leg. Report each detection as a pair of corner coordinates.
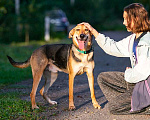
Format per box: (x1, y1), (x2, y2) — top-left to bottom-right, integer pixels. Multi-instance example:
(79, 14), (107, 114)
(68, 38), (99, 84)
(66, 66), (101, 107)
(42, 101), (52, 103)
(69, 73), (76, 110)
(86, 71), (101, 109)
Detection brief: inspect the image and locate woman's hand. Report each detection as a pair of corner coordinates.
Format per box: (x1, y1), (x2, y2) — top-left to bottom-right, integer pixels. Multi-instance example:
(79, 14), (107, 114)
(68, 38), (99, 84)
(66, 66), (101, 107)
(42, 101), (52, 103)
(78, 22), (99, 38)
(126, 67), (131, 70)
(79, 22), (94, 32)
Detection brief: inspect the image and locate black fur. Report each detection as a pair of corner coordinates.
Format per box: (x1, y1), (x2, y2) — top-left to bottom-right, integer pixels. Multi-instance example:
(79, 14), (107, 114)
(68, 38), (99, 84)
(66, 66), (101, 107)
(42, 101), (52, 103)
(45, 44), (72, 69)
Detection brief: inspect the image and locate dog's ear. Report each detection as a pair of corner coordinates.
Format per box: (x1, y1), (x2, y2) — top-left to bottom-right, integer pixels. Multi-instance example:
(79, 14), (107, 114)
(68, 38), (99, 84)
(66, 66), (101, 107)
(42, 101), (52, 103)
(69, 28), (75, 38)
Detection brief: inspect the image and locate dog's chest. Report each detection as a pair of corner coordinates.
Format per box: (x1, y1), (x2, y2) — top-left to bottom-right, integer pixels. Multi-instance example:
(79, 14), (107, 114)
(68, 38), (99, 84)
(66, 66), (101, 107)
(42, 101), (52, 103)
(80, 54), (90, 63)
(72, 51), (94, 75)
(73, 51), (93, 63)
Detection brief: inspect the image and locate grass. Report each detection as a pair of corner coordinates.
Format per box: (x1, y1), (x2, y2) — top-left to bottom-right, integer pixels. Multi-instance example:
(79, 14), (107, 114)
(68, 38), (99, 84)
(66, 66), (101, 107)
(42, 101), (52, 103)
(0, 44), (33, 86)
(0, 37), (71, 86)
(0, 37), (71, 119)
(0, 92), (46, 120)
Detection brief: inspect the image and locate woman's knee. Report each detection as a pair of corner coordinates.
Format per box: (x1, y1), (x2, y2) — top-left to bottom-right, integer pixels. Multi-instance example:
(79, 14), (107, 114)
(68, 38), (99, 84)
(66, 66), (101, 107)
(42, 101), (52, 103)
(97, 72), (110, 86)
(97, 71), (126, 91)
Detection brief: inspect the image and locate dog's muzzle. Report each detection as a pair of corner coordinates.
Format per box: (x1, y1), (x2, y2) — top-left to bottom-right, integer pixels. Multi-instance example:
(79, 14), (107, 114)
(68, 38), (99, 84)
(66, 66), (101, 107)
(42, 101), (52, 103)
(76, 34), (88, 41)
(80, 34), (85, 39)
(76, 34), (88, 50)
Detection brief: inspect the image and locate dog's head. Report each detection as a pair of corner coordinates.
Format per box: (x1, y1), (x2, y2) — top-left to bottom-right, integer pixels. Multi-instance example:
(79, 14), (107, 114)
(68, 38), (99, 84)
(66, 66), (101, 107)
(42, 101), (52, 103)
(69, 24), (93, 51)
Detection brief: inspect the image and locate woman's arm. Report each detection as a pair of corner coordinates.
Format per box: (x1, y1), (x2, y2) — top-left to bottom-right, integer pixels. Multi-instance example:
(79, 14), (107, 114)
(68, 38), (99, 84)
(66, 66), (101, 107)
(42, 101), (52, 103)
(125, 46), (150, 83)
(79, 22), (131, 57)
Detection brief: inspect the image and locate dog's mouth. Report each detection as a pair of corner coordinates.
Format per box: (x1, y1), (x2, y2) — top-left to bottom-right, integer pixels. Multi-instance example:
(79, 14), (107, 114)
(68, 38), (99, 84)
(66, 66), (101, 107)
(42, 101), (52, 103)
(76, 36), (88, 50)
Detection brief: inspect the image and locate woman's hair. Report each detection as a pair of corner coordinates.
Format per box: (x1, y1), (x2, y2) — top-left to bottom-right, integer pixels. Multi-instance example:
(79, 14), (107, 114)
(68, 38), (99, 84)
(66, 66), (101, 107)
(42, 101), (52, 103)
(124, 3), (150, 33)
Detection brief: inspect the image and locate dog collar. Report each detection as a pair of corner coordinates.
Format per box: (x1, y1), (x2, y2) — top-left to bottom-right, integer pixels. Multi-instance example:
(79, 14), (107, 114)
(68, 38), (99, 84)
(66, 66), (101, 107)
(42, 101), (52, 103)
(77, 47), (93, 54)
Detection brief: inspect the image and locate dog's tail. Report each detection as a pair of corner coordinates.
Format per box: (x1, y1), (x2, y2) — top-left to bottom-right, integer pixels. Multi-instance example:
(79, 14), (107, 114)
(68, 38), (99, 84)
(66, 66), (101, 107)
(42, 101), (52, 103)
(7, 55), (30, 68)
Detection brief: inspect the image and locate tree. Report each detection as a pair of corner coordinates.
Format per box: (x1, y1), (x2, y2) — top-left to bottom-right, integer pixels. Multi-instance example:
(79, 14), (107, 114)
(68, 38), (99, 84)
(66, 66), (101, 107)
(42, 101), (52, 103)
(1, 0), (150, 44)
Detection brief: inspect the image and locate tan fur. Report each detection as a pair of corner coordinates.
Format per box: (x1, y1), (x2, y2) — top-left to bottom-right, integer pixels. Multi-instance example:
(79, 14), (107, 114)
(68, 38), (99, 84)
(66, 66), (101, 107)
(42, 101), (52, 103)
(68, 24), (100, 110)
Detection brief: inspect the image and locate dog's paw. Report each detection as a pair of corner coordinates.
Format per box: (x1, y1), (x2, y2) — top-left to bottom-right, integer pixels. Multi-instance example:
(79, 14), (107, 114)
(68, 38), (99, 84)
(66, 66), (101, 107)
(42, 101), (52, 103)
(43, 94), (57, 105)
(93, 103), (101, 109)
(69, 105), (76, 110)
(32, 105), (39, 109)
(49, 100), (57, 105)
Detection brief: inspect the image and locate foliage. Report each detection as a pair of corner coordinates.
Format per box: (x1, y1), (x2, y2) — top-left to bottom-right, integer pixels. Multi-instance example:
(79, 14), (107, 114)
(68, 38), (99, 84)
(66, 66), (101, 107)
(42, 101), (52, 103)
(134, 0), (150, 13)
(0, 0), (17, 43)
(0, 0), (150, 44)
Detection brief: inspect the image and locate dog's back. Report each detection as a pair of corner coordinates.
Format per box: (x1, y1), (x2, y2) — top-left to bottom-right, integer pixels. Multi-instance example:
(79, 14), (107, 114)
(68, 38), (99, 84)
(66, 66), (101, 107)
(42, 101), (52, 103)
(7, 44), (72, 70)
(45, 44), (72, 69)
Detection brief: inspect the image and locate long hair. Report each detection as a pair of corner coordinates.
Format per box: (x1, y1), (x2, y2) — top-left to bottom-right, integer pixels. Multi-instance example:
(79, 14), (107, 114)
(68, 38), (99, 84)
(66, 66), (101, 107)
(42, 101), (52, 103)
(124, 3), (150, 33)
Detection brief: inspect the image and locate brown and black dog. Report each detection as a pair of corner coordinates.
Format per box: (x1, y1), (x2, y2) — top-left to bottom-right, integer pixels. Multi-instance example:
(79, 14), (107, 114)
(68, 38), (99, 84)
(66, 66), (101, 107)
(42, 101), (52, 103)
(7, 24), (101, 110)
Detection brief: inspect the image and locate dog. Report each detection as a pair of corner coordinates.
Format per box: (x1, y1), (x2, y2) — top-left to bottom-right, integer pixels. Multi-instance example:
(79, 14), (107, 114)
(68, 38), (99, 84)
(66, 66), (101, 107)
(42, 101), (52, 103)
(7, 24), (101, 110)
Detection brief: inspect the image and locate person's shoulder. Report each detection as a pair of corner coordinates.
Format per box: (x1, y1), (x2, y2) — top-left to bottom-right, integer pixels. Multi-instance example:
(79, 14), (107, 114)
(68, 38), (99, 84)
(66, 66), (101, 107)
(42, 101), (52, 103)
(140, 32), (150, 45)
(121, 33), (135, 42)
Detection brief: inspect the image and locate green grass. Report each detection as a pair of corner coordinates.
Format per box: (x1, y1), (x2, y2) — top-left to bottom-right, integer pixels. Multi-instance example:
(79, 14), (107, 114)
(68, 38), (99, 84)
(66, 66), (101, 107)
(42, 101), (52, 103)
(0, 44), (33, 86)
(0, 38), (71, 86)
(0, 38), (71, 119)
(0, 92), (46, 120)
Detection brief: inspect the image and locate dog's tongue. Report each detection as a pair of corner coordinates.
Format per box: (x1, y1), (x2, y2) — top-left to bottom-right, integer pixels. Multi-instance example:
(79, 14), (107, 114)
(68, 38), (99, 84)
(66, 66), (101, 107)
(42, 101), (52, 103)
(78, 41), (84, 50)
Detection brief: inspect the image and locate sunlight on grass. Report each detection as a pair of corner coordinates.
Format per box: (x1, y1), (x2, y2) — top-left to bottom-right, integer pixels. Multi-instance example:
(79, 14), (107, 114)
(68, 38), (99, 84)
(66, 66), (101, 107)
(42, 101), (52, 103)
(10, 38), (71, 47)
(0, 38), (72, 86)
(0, 44), (34, 85)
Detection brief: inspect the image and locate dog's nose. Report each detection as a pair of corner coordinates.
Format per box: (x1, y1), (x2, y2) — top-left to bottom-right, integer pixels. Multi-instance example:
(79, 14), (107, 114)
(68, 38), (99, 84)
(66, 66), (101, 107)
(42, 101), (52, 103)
(80, 34), (85, 39)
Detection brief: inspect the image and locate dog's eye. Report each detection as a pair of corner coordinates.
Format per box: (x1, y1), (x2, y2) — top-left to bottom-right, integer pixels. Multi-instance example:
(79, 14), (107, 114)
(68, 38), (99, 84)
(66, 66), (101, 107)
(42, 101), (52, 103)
(76, 29), (80, 31)
(85, 29), (89, 31)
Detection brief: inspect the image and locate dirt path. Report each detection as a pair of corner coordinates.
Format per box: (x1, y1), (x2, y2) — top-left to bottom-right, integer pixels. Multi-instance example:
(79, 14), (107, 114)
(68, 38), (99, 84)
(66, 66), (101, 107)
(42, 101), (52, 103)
(4, 31), (150, 120)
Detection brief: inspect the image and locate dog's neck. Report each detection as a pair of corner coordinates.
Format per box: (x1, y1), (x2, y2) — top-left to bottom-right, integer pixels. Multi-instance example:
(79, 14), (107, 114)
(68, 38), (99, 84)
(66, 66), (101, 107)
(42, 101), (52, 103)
(72, 44), (93, 54)
(77, 47), (93, 54)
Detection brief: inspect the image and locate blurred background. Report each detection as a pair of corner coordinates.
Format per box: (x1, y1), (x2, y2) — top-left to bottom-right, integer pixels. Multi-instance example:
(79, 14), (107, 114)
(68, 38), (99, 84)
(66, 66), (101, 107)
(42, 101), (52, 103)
(0, 0), (150, 44)
(1, 0), (150, 84)
(1, 1), (150, 119)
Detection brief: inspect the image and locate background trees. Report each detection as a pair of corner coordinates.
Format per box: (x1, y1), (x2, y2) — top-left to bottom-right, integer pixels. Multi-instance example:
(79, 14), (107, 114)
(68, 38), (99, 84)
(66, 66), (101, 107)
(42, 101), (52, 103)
(0, 0), (149, 44)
